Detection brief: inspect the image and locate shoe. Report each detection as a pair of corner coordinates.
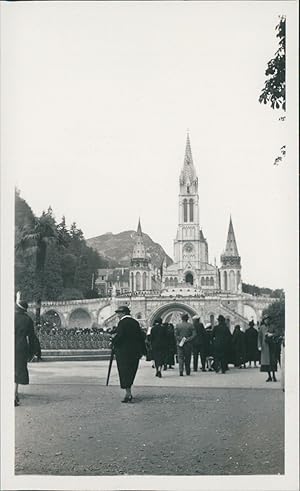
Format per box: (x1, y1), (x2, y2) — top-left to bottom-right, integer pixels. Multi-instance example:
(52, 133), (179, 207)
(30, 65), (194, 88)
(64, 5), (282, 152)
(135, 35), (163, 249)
(266, 377), (272, 382)
(122, 395), (133, 403)
(157, 371), (162, 378)
(14, 399), (20, 407)
(163, 366), (167, 371)
(186, 372), (191, 376)
(15, 394), (19, 403)
(273, 377), (277, 382)
(169, 366), (174, 369)
(201, 368), (207, 372)
(193, 369), (198, 372)
(179, 372), (183, 376)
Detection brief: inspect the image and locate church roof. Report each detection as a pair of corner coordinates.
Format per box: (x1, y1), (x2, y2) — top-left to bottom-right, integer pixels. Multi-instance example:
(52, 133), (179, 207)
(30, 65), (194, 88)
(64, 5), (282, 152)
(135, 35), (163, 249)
(180, 133), (197, 185)
(223, 216), (239, 256)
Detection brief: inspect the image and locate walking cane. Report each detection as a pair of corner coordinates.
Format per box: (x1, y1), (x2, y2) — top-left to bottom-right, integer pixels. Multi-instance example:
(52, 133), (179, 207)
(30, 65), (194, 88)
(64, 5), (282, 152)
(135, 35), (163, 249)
(106, 348), (115, 386)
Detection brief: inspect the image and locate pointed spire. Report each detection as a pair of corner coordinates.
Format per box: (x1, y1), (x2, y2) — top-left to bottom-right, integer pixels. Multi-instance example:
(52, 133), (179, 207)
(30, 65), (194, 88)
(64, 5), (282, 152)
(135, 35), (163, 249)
(180, 132), (197, 185)
(224, 216), (239, 256)
(137, 217), (142, 236)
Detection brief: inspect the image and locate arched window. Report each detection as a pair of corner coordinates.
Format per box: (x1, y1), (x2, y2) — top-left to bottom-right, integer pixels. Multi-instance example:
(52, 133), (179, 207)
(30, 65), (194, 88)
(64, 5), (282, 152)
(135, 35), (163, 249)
(210, 277), (214, 287)
(210, 314), (215, 326)
(224, 271), (228, 291)
(136, 272), (141, 291)
(169, 277), (174, 287)
(130, 272), (134, 291)
(174, 277), (178, 287)
(185, 272), (193, 285)
(142, 272), (147, 290)
(201, 277), (205, 286)
(229, 270), (235, 291)
(189, 199), (194, 222)
(183, 199), (188, 222)
(205, 277), (209, 286)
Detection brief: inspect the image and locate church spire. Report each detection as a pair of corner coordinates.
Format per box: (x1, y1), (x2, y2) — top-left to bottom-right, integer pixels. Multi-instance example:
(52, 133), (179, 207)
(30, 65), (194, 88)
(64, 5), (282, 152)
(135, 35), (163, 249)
(224, 216), (239, 256)
(132, 218), (146, 259)
(180, 132), (197, 186)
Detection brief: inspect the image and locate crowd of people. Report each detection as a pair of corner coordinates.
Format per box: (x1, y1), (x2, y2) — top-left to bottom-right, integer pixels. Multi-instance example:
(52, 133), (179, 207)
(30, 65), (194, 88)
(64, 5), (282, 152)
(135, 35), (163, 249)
(34, 324), (111, 350)
(15, 300), (284, 406)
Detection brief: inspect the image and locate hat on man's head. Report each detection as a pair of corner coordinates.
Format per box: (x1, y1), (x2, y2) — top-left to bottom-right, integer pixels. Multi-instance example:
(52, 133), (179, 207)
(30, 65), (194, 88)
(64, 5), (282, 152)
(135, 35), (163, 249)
(249, 320), (254, 327)
(192, 315), (200, 320)
(115, 305), (130, 315)
(154, 317), (162, 325)
(217, 314), (225, 323)
(181, 313), (189, 321)
(16, 300), (28, 311)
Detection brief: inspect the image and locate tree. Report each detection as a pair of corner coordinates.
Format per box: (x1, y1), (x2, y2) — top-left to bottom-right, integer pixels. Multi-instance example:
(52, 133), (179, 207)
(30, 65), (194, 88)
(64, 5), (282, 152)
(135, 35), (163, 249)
(262, 299), (285, 334)
(16, 209), (59, 299)
(42, 244), (64, 300)
(259, 16), (286, 165)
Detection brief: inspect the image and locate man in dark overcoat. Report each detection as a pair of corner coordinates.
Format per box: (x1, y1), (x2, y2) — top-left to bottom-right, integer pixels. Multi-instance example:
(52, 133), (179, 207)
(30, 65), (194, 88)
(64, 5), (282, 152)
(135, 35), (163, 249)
(112, 305), (146, 402)
(192, 315), (207, 372)
(212, 315), (231, 373)
(245, 320), (259, 367)
(175, 313), (196, 376)
(150, 318), (168, 378)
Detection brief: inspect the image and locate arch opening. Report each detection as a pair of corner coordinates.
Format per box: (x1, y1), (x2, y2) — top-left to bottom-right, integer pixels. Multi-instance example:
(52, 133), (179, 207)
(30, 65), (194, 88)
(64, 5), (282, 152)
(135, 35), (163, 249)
(69, 308), (92, 329)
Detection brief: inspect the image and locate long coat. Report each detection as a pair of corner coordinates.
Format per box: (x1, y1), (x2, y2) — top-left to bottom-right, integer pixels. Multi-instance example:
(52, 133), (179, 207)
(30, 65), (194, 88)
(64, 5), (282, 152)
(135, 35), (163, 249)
(257, 323), (278, 372)
(15, 308), (35, 384)
(245, 326), (259, 362)
(232, 328), (246, 366)
(150, 323), (169, 366)
(112, 315), (146, 389)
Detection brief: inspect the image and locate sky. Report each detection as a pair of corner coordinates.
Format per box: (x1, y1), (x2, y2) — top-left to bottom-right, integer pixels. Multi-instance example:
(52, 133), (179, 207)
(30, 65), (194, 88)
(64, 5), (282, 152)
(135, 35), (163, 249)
(2, 1), (298, 290)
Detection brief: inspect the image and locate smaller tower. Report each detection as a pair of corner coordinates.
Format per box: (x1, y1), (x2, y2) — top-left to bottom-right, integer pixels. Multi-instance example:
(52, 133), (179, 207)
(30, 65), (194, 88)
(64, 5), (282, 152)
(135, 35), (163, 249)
(129, 219), (152, 292)
(220, 216), (242, 293)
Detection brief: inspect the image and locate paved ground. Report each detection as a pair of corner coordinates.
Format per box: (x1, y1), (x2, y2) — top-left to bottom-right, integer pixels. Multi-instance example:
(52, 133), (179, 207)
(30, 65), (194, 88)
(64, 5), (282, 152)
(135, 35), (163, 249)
(15, 360), (284, 476)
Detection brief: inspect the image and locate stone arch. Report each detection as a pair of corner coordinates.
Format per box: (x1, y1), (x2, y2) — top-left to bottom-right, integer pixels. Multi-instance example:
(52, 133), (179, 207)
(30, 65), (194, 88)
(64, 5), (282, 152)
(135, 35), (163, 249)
(169, 277), (174, 288)
(205, 277), (209, 286)
(43, 309), (62, 328)
(68, 308), (92, 329)
(148, 302), (199, 327)
(201, 277), (205, 286)
(185, 272), (194, 285)
(174, 277), (178, 287)
(243, 304), (258, 323)
(210, 277), (214, 287)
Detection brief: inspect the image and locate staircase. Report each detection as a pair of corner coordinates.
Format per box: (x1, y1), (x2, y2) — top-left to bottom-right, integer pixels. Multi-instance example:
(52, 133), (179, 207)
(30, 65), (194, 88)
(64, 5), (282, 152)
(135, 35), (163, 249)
(39, 349), (111, 362)
(219, 303), (249, 327)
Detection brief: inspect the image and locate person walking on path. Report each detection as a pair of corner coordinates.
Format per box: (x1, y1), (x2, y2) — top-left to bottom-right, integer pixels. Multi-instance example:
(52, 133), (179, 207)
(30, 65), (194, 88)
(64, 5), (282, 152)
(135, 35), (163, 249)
(257, 316), (280, 382)
(192, 315), (207, 372)
(112, 305), (146, 402)
(212, 315), (231, 374)
(150, 318), (169, 378)
(15, 300), (35, 407)
(232, 325), (247, 368)
(245, 320), (260, 367)
(163, 323), (177, 370)
(175, 313), (196, 376)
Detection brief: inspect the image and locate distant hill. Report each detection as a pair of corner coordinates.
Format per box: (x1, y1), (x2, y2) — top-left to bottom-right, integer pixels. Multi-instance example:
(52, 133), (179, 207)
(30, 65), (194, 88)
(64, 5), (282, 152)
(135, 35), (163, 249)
(86, 230), (173, 269)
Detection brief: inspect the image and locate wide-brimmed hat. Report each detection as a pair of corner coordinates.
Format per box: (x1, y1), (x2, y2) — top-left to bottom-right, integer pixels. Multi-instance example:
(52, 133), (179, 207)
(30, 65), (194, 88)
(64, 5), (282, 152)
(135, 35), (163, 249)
(115, 305), (130, 315)
(192, 315), (200, 320)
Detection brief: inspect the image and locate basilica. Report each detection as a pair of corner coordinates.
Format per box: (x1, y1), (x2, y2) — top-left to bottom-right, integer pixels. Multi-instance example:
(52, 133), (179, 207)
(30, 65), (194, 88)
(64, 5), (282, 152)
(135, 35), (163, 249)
(128, 134), (242, 295)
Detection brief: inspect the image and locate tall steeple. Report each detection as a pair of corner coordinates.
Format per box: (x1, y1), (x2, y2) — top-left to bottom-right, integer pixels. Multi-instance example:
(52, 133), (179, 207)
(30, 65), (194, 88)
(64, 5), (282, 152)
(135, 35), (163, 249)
(220, 216), (242, 293)
(132, 218), (146, 259)
(224, 216), (239, 256)
(180, 132), (198, 188)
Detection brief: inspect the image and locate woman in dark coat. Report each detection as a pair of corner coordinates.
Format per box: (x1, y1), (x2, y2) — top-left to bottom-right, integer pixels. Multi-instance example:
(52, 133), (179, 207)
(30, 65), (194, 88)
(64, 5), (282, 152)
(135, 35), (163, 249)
(245, 320), (259, 367)
(150, 318), (168, 378)
(232, 325), (246, 368)
(164, 323), (177, 369)
(212, 315), (231, 373)
(15, 301), (35, 406)
(112, 305), (146, 402)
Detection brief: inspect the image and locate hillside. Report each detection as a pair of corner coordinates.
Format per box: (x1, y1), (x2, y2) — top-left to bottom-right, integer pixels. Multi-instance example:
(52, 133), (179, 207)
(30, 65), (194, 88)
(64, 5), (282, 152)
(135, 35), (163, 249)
(86, 231), (173, 269)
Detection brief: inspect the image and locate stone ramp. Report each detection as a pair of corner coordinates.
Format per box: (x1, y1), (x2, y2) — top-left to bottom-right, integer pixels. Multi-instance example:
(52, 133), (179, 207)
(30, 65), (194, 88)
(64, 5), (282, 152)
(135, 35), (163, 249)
(40, 349), (111, 362)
